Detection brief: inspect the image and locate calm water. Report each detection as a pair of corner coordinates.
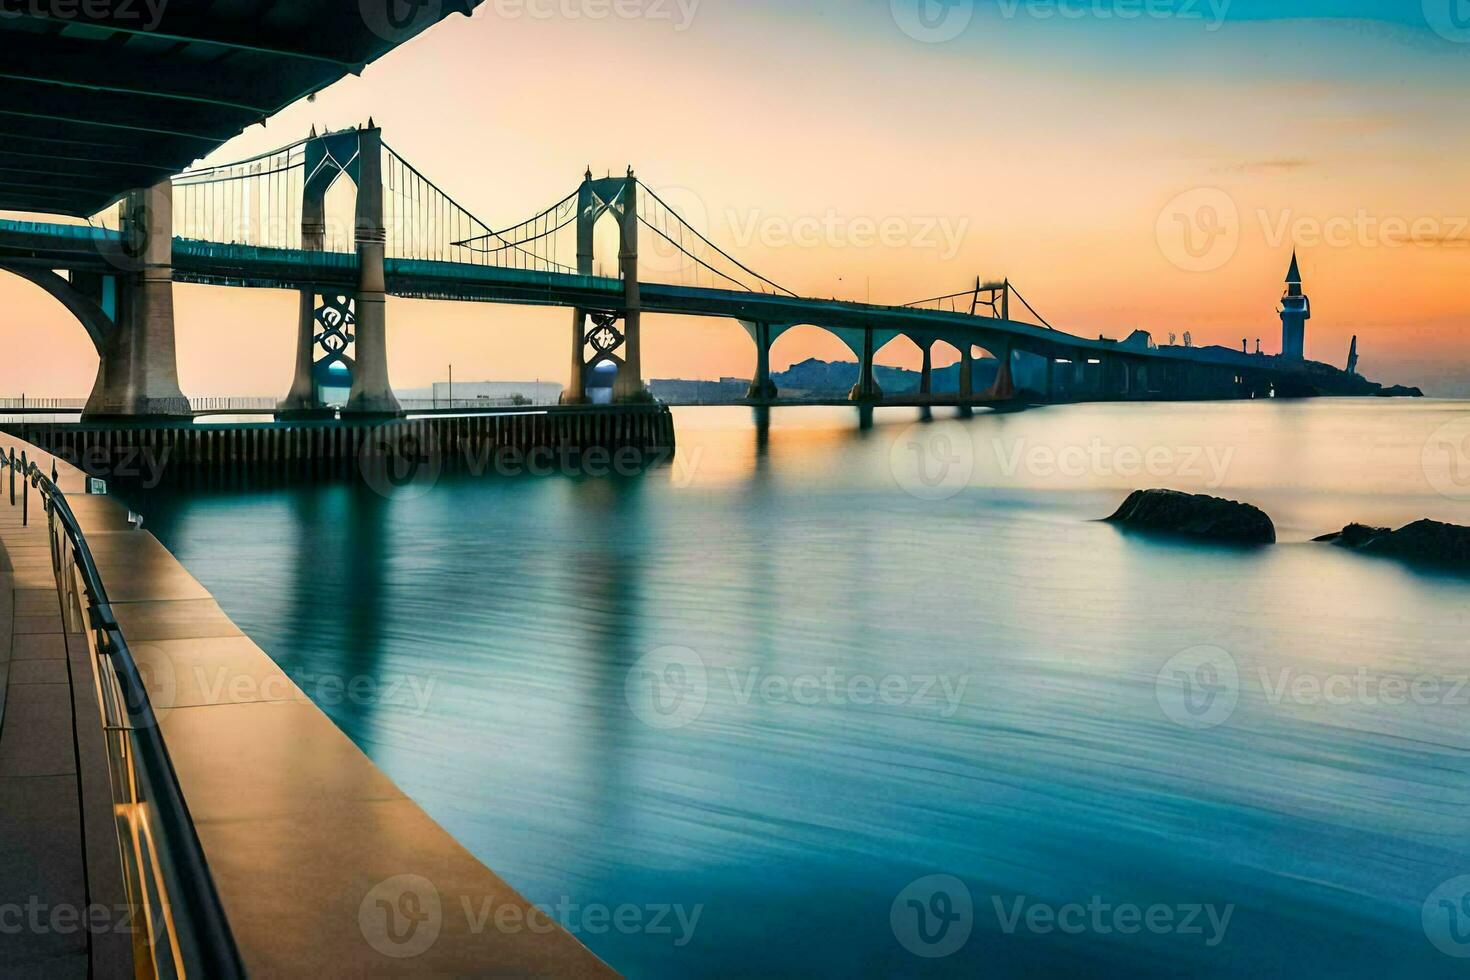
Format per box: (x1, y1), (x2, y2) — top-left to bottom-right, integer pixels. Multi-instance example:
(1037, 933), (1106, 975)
(125, 400), (1470, 977)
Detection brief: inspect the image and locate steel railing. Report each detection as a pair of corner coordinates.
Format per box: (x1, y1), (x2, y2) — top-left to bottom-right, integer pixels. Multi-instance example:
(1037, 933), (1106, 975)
(1, 447), (244, 979)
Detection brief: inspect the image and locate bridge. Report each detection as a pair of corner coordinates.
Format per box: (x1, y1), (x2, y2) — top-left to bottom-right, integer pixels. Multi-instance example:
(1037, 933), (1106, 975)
(0, 124), (1374, 420)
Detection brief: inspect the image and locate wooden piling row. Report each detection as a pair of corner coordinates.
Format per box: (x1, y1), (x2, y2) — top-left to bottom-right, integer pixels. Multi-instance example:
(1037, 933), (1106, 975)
(7, 406), (677, 487)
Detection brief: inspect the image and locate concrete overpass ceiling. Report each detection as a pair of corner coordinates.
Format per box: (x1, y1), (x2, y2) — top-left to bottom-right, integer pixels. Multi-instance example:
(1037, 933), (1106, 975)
(0, 0), (481, 217)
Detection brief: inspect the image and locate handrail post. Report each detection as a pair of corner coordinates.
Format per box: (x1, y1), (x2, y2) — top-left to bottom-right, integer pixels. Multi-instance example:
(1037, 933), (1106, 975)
(8, 447), (13, 504)
(20, 450), (28, 526)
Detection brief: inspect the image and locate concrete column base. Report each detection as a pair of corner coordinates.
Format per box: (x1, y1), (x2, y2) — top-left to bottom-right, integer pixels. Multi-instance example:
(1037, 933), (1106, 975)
(746, 379), (778, 401)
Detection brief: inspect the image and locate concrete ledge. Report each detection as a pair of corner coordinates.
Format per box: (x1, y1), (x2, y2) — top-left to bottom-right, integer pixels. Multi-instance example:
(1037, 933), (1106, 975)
(19, 444), (617, 974)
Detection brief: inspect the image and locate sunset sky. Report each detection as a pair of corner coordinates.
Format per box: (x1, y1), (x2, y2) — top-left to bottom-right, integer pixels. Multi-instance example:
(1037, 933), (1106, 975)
(3, 0), (1468, 395)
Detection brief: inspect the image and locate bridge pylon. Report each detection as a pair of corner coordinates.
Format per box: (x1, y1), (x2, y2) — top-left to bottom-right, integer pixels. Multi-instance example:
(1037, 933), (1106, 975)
(82, 180), (191, 419)
(563, 168), (648, 404)
(277, 125), (401, 419)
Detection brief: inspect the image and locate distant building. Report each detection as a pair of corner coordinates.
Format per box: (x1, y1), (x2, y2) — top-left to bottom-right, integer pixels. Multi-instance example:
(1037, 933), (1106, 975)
(393, 380), (564, 406)
(1279, 251), (1310, 360)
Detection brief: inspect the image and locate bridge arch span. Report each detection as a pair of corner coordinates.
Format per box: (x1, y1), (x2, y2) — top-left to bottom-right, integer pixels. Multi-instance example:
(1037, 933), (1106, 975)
(761, 323), (867, 399)
(0, 264), (114, 356)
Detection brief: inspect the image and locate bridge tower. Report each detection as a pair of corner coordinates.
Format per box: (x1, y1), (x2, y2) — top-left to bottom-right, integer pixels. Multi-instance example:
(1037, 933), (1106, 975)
(278, 124), (400, 418)
(564, 169), (646, 404)
(79, 181), (191, 419)
(1279, 250), (1310, 361)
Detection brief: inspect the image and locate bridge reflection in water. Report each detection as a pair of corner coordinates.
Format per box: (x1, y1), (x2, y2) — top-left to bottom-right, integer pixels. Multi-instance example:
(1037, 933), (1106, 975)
(121, 402), (1470, 978)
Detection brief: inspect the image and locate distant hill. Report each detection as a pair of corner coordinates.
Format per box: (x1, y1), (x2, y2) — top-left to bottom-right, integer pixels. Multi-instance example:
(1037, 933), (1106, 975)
(773, 357), (998, 395)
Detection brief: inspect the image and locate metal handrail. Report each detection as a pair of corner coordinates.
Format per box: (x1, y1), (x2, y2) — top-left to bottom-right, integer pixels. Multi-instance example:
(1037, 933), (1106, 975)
(0, 448), (244, 979)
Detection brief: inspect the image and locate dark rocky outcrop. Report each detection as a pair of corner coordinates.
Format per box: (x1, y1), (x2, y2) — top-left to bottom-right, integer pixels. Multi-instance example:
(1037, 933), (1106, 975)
(1105, 489), (1276, 544)
(1374, 384), (1424, 398)
(1312, 523), (1388, 548)
(1316, 519), (1470, 568)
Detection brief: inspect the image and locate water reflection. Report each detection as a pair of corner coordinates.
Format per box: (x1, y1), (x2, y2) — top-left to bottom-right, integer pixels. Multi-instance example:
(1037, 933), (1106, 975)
(124, 401), (1470, 978)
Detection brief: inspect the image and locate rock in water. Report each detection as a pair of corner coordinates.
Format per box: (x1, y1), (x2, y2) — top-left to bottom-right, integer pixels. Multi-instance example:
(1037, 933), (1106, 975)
(1106, 489), (1276, 544)
(1313, 523), (1389, 548)
(1316, 519), (1470, 569)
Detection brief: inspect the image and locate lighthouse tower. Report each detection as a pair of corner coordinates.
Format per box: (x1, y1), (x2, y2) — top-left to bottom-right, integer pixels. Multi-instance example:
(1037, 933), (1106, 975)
(1279, 250), (1310, 360)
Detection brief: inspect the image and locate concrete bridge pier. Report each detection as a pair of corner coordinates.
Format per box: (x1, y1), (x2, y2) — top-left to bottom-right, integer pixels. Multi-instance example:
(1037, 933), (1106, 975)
(563, 308), (590, 404)
(343, 127), (401, 417)
(848, 328), (882, 401)
(82, 181), (190, 419)
(278, 183), (331, 417)
(612, 170), (646, 403)
(984, 343), (1017, 400)
(958, 345), (974, 403)
(919, 343), (933, 398)
(742, 321), (779, 401)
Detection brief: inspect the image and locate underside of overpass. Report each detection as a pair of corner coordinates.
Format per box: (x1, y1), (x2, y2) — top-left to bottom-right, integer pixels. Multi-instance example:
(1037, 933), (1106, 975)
(0, 0), (482, 417)
(0, 0), (480, 217)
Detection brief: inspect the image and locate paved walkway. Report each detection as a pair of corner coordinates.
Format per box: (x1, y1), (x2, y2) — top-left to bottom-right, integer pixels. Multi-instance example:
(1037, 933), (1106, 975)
(0, 434), (615, 976)
(0, 439), (128, 978)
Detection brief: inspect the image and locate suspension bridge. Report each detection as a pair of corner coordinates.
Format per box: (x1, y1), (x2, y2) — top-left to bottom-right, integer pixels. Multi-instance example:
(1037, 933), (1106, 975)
(0, 124), (1374, 420)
